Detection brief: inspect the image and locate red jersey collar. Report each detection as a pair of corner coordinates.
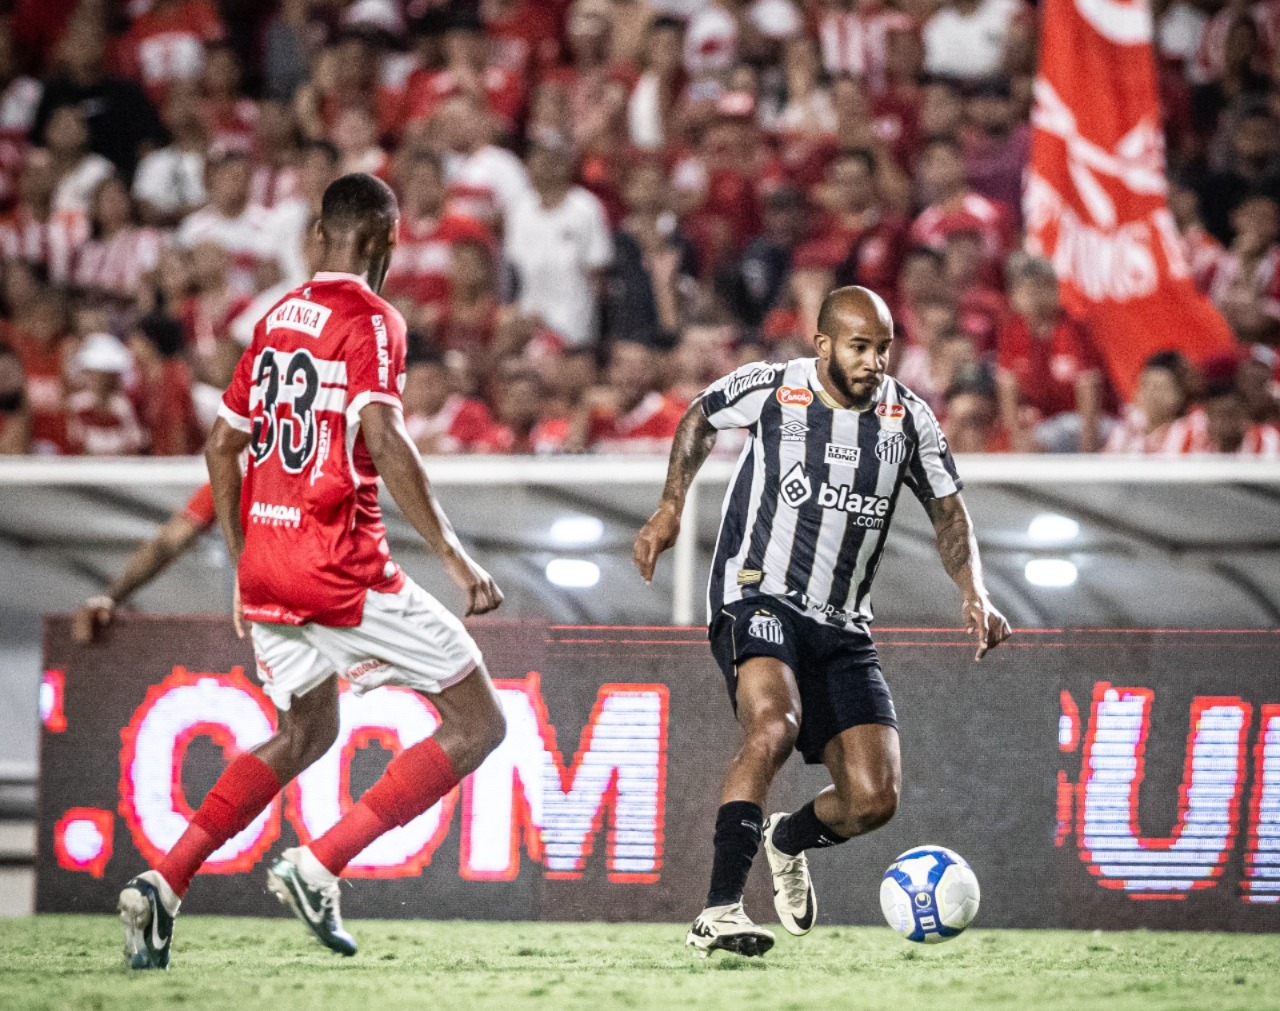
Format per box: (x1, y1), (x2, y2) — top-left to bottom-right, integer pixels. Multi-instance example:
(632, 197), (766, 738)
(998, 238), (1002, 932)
(311, 271), (371, 291)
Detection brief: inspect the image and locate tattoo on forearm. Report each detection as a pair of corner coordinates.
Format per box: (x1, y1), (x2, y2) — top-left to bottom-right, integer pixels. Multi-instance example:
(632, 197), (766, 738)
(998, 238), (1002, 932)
(926, 495), (978, 587)
(660, 403), (717, 507)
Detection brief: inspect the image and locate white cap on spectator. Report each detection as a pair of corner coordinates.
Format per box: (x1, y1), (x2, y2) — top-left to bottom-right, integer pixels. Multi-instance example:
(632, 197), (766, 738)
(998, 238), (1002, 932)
(342, 0), (404, 35)
(77, 333), (133, 375)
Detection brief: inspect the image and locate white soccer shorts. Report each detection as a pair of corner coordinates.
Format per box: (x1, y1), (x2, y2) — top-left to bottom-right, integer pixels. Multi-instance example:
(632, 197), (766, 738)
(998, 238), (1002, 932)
(250, 578), (482, 710)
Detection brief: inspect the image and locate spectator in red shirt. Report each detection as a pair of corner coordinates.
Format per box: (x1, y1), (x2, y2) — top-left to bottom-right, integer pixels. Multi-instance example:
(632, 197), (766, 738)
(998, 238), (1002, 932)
(911, 133), (1013, 267)
(942, 362), (1010, 453)
(572, 337), (684, 453)
(1168, 181), (1225, 295)
(181, 239), (250, 425)
(1104, 350), (1195, 455)
(402, 12), (525, 134)
(118, 0), (227, 107)
(0, 148), (67, 282)
(1168, 355), (1280, 458)
(805, 147), (909, 297)
(486, 364), (570, 454)
(892, 243), (946, 348)
(1207, 195), (1280, 345)
(996, 255), (1108, 452)
(942, 228), (1006, 354)
(893, 295), (976, 415)
(386, 151), (491, 322)
(483, 0), (562, 78)
(128, 310), (202, 456)
(402, 346), (499, 454)
(66, 332), (147, 456)
(0, 342), (30, 454)
(8, 280), (71, 454)
(199, 42), (256, 152)
(73, 175), (163, 310)
(961, 77), (1029, 225)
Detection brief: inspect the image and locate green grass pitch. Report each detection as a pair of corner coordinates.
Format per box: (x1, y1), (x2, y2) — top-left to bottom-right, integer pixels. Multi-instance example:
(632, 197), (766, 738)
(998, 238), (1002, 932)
(0, 917), (1276, 1010)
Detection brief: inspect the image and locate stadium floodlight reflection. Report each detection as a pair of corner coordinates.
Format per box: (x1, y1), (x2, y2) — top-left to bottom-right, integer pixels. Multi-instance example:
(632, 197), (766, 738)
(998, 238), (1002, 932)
(545, 558), (601, 589)
(1025, 558), (1078, 588)
(549, 515), (605, 547)
(1028, 513), (1080, 544)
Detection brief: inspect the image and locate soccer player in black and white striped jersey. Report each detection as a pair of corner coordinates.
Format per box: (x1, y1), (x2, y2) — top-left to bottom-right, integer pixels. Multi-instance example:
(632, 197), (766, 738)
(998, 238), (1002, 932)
(634, 285), (1011, 957)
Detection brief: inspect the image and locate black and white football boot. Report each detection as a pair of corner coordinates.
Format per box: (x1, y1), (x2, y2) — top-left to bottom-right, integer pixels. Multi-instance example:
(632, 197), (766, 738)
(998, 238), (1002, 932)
(118, 870), (179, 970)
(762, 813), (817, 935)
(266, 847), (357, 956)
(685, 902), (776, 958)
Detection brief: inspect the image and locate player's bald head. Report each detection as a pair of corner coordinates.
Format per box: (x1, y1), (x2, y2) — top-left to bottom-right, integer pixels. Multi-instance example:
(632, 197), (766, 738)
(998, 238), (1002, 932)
(320, 172), (399, 236)
(816, 285), (894, 341)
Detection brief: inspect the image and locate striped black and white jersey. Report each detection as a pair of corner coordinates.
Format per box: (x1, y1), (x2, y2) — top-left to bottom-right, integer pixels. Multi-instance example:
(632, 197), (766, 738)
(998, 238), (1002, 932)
(700, 357), (962, 628)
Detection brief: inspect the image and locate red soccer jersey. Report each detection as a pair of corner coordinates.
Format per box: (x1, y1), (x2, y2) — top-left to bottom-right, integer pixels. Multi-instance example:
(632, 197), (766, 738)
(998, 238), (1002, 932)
(182, 482), (217, 530)
(219, 272), (408, 627)
(996, 313), (1105, 420)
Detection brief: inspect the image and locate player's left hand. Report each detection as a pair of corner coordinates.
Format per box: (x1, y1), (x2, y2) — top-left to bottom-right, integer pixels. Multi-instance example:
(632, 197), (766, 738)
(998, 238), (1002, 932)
(445, 553), (504, 616)
(963, 595), (1011, 661)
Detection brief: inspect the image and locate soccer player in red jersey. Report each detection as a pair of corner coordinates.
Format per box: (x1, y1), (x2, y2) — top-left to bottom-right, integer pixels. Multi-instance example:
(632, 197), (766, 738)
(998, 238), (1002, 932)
(117, 174), (507, 969)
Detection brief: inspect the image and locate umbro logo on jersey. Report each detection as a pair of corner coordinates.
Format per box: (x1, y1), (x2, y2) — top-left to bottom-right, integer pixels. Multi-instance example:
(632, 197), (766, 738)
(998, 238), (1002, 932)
(824, 443), (861, 467)
(780, 420), (809, 442)
(780, 462), (812, 507)
(748, 613), (784, 644)
(266, 298), (332, 338)
(777, 385), (814, 407)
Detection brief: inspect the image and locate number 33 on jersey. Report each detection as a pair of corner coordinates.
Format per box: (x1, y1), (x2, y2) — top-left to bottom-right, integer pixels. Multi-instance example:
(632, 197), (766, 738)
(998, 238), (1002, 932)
(218, 272), (409, 629)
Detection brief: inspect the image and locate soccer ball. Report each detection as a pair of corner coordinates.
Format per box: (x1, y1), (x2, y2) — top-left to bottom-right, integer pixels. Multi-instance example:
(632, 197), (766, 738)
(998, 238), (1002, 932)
(879, 845), (980, 943)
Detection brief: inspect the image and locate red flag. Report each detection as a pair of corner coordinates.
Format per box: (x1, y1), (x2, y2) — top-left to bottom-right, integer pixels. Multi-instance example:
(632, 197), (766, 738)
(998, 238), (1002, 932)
(1025, 0), (1235, 399)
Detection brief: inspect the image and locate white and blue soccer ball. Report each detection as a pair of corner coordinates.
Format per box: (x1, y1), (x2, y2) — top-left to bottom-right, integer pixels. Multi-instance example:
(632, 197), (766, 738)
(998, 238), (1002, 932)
(879, 845), (980, 943)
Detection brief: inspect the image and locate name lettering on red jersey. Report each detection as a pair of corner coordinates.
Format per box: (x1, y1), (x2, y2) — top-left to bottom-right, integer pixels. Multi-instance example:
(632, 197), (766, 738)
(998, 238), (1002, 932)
(373, 314), (390, 388)
(266, 298), (333, 338)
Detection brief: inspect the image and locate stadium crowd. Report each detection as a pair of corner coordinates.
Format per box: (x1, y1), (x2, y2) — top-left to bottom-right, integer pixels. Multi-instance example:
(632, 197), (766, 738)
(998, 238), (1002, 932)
(0, 0), (1277, 458)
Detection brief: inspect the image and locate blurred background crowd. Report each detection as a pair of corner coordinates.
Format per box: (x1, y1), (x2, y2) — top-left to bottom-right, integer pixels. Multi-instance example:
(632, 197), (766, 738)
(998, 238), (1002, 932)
(0, 0), (1277, 459)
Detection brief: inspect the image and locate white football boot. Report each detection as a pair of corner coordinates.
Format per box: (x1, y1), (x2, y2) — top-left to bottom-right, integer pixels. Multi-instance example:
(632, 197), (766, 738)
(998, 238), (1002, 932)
(118, 869), (180, 970)
(762, 813), (817, 935)
(685, 902), (775, 957)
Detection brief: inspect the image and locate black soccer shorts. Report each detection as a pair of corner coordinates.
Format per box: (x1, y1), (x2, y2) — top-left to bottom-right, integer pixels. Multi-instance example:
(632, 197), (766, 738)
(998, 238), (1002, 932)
(709, 595), (898, 764)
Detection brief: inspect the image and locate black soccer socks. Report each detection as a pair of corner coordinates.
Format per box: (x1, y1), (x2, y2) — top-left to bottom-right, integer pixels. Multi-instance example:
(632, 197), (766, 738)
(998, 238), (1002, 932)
(772, 800), (849, 856)
(706, 800), (764, 907)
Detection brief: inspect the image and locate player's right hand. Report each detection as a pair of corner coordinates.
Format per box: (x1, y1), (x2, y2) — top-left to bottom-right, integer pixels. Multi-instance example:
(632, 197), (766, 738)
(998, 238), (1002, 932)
(72, 595), (115, 644)
(446, 553), (504, 616)
(633, 505), (681, 583)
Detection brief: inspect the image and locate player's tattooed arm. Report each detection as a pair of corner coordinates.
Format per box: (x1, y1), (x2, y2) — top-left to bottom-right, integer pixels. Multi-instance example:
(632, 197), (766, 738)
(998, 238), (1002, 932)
(206, 417), (252, 637)
(632, 399), (718, 582)
(361, 401), (503, 616)
(924, 492), (1012, 661)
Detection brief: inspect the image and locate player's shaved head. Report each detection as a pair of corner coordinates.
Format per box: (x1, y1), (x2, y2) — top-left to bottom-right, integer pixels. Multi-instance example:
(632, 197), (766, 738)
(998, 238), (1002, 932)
(320, 172), (399, 235)
(816, 285), (893, 340)
(317, 172), (400, 293)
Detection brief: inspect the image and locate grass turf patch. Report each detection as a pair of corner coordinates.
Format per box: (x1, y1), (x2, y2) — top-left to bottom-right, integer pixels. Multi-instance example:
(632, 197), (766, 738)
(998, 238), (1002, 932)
(0, 917), (1276, 1011)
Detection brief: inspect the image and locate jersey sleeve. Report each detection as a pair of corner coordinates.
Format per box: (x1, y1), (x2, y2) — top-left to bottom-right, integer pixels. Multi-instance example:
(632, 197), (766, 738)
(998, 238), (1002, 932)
(345, 304), (407, 422)
(903, 395), (963, 503)
(698, 361), (783, 431)
(181, 483), (217, 530)
(217, 338), (256, 433)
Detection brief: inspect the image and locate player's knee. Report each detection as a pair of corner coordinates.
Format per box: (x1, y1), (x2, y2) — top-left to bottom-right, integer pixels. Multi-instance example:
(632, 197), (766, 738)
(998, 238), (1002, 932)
(741, 710), (799, 767)
(840, 777), (898, 833)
